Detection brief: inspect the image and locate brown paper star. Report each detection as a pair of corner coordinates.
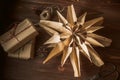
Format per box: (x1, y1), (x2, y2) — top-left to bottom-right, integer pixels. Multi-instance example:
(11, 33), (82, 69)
(39, 5), (112, 77)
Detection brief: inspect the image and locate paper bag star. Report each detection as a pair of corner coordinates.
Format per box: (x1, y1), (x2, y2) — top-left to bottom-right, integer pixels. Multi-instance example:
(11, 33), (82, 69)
(39, 5), (112, 77)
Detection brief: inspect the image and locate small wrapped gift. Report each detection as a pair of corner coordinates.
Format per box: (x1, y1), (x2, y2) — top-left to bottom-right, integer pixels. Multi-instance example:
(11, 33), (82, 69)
(8, 39), (35, 59)
(0, 19), (38, 52)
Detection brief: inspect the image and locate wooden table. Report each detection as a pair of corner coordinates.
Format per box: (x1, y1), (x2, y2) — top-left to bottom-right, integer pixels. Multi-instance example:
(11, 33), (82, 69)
(0, 0), (120, 80)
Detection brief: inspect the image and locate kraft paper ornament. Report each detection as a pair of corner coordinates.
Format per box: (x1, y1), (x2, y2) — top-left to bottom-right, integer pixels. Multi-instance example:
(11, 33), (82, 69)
(39, 5), (112, 77)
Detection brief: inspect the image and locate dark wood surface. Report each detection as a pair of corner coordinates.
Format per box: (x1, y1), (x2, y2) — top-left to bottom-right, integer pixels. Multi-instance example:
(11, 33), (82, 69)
(0, 0), (120, 80)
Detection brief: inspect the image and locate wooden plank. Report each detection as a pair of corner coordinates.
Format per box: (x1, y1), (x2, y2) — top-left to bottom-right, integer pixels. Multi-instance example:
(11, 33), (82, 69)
(0, 0), (120, 80)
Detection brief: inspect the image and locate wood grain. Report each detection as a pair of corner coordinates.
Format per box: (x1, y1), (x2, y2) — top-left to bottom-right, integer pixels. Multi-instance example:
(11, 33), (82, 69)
(0, 0), (120, 80)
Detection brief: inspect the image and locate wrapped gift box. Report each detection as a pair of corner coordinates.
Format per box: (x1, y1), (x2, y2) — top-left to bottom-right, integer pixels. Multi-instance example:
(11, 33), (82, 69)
(0, 19), (38, 52)
(8, 39), (35, 59)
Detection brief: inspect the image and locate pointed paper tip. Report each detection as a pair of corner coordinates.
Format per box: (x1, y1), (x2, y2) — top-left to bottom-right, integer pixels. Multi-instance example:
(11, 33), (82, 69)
(56, 11), (61, 19)
(40, 20), (45, 23)
(101, 45), (105, 47)
(84, 12), (87, 15)
(88, 57), (92, 62)
(43, 56), (51, 64)
(101, 62), (104, 66)
(84, 12), (87, 18)
(43, 40), (50, 45)
(43, 42), (48, 45)
(56, 10), (59, 13)
(61, 63), (64, 67)
(100, 26), (104, 28)
(70, 4), (75, 12)
(39, 20), (47, 25)
(74, 74), (81, 77)
(43, 60), (47, 64)
(82, 12), (87, 19)
(56, 10), (60, 15)
(97, 61), (104, 67)
(70, 4), (74, 7)
(43, 61), (46, 64)
(110, 39), (112, 43)
(61, 60), (65, 67)
(99, 44), (105, 47)
(68, 4), (73, 9)
(94, 26), (104, 30)
(57, 10), (64, 20)
(99, 16), (104, 20)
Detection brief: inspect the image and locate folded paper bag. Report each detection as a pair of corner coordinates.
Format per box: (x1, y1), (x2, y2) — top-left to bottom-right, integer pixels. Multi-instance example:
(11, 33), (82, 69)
(8, 39), (35, 59)
(0, 19), (38, 53)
